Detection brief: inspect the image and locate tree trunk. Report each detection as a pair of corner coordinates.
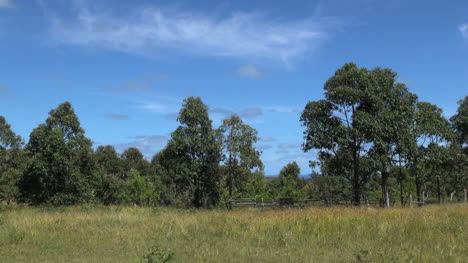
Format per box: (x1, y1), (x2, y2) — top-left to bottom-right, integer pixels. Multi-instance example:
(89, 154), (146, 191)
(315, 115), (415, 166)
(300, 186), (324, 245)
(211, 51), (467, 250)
(193, 173), (203, 208)
(416, 180), (423, 207)
(381, 170), (390, 208)
(398, 157), (404, 207)
(399, 177), (404, 207)
(227, 153), (233, 210)
(352, 149), (361, 206)
(437, 176), (442, 204)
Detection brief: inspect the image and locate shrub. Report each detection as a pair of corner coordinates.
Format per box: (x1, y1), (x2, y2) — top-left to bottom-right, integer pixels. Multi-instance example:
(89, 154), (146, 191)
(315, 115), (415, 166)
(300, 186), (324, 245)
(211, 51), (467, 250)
(136, 246), (174, 263)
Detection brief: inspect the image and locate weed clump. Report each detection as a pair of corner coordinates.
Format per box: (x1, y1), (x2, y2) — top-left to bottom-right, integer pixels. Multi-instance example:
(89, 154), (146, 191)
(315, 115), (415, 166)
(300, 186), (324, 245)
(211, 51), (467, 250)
(136, 246), (174, 263)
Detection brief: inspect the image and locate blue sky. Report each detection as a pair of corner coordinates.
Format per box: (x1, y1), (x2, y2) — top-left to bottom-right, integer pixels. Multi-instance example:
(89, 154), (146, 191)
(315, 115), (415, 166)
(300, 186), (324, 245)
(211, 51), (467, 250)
(0, 0), (467, 175)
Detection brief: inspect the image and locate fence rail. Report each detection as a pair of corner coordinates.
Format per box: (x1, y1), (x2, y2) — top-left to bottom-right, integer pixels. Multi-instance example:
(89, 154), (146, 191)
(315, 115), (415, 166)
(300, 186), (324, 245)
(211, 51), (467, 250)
(228, 198), (391, 208)
(228, 190), (467, 209)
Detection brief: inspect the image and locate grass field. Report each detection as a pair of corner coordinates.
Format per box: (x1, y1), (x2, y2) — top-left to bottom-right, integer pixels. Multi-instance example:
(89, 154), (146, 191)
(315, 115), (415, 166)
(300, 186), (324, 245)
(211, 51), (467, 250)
(0, 205), (467, 263)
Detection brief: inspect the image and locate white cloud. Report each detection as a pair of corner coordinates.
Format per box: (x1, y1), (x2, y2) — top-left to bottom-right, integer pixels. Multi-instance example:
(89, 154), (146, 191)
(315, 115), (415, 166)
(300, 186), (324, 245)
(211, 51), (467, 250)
(210, 107), (234, 118)
(0, 0), (13, 9)
(278, 143), (302, 149)
(256, 144), (273, 150)
(0, 83), (8, 92)
(103, 113), (129, 120)
(460, 24), (468, 40)
(265, 106), (300, 113)
(104, 80), (151, 93)
(47, 3), (339, 66)
(237, 64), (264, 79)
(139, 102), (167, 112)
(259, 136), (276, 142)
(239, 107), (263, 119)
(114, 135), (168, 158)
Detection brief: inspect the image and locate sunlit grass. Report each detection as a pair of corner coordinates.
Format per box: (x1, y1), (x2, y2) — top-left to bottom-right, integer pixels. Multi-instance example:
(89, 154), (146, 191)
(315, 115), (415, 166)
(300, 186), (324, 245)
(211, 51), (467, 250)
(0, 205), (467, 262)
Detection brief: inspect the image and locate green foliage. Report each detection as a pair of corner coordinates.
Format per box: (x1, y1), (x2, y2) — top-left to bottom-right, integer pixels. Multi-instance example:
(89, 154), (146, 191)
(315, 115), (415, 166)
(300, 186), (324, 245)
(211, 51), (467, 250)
(406, 102), (452, 203)
(0, 168), (21, 204)
(300, 62), (462, 206)
(301, 63), (380, 205)
(0, 116), (23, 150)
(136, 246), (174, 263)
(160, 97), (222, 207)
(279, 161), (300, 180)
(307, 175), (352, 201)
(242, 170), (269, 199)
(95, 145), (123, 176)
(0, 116), (25, 200)
(94, 172), (130, 205)
(127, 169), (160, 206)
(122, 147), (150, 177)
(18, 102), (97, 205)
(219, 115), (263, 199)
(0, 73), (465, 208)
(450, 96), (468, 145)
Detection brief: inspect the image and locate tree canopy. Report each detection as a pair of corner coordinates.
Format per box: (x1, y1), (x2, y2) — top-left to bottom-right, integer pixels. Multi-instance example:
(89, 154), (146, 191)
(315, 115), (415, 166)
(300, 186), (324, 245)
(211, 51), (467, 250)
(0, 63), (465, 208)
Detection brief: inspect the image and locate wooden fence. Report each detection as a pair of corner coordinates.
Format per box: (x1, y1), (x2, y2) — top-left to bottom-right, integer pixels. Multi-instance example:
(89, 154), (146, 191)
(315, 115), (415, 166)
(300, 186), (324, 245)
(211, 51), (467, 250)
(228, 198), (389, 208)
(229, 189), (467, 209)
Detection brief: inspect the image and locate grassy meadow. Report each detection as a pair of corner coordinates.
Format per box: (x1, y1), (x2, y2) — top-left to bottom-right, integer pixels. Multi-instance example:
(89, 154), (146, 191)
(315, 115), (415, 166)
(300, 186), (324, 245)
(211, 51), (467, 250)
(0, 205), (467, 263)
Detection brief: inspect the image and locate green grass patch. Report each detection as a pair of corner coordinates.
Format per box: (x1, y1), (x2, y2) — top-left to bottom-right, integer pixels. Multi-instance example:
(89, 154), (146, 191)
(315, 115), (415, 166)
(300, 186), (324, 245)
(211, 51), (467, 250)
(0, 205), (466, 262)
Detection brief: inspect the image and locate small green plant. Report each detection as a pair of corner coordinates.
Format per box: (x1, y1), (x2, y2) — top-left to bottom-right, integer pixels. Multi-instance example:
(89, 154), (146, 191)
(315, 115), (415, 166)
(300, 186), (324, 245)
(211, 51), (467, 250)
(354, 250), (370, 263)
(0, 214), (5, 226)
(136, 246), (174, 263)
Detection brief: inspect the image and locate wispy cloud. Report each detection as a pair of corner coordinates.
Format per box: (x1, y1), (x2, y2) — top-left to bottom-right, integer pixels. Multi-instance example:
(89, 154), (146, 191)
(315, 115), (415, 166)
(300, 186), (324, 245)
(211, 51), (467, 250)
(209, 107), (264, 120)
(103, 73), (169, 93)
(0, 83), (8, 92)
(164, 112), (178, 120)
(104, 80), (151, 93)
(210, 107), (234, 118)
(138, 102), (167, 112)
(256, 144), (273, 150)
(239, 107), (263, 119)
(265, 106), (300, 113)
(460, 24), (468, 40)
(103, 113), (130, 120)
(139, 101), (297, 121)
(259, 136), (276, 142)
(114, 135), (168, 157)
(0, 0), (13, 9)
(275, 149), (290, 155)
(237, 64), (265, 79)
(278, 143), (302, 149)
(47, 2), (340, 66)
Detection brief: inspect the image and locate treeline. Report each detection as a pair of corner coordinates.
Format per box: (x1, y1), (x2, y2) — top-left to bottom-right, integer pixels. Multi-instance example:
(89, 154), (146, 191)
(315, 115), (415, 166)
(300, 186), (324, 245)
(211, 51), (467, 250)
(0, 63), (467, 208)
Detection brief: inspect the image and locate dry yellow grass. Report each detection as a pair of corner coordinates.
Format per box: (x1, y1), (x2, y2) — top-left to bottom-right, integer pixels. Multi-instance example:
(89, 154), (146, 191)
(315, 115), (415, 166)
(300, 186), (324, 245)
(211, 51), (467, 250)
(0, 205), (467, 262)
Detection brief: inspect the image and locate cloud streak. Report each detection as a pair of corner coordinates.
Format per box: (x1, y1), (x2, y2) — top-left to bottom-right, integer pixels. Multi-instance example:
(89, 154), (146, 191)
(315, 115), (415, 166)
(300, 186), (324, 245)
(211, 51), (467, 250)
(0, 0), (13, 9)
(104, 80), (151, 93)
(114, 135), (168, 157)
(47, 3), (339, 66)
(237, 64), (264, 79)
(138, 102), (167, 112)
(256, 144), (273, 150)
(103, 113), (130, 120)
(0, 83), (8, 93)
(239, 107), (263, 119)
(259, 136), (276, 142)
(460, 24), (468, 40)
(278, 143), (301, 149)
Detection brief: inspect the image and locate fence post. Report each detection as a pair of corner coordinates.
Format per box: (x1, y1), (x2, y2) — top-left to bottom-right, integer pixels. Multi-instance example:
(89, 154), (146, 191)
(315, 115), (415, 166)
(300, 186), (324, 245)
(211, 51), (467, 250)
(450, 191), (456, 202)
(464, 189), (467, 204)
(409, 194), (412, 207)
